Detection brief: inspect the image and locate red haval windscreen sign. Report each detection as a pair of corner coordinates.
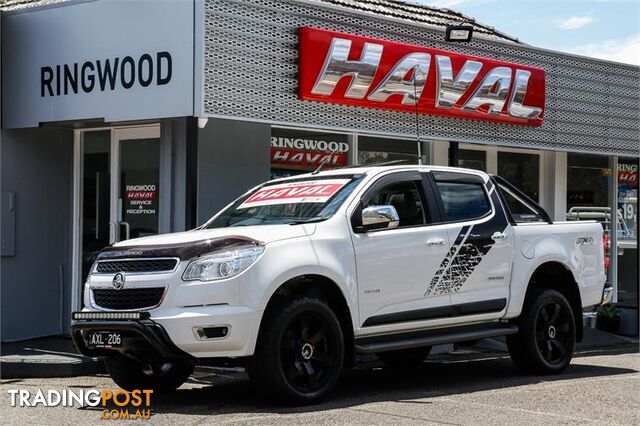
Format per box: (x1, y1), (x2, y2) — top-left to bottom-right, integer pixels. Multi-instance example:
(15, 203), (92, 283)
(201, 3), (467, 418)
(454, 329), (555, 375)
(298, 27), (545, 126)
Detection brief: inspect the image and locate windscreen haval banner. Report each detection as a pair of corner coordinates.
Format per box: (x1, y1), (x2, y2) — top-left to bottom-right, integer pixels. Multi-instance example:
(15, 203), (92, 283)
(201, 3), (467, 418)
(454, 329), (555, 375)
(298, 27), (546, 126)
(238, 179), (350, 209)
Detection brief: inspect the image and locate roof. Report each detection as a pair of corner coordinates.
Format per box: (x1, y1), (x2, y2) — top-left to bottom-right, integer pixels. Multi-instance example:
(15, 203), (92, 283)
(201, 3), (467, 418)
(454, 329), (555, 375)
(269, 164), (490, 184)
(316, 0), (521, 43)
(1, 0), (521, 43)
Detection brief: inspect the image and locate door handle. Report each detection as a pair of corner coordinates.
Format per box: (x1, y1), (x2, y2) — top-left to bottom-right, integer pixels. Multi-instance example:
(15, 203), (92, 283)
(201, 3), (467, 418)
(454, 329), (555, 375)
(427, 239), (447, 247)
(491, 232), (508, 241)
(118, 221), (131, 241)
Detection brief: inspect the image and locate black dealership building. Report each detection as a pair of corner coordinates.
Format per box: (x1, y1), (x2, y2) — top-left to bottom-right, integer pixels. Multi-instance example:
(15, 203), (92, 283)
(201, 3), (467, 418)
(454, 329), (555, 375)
(1, 0), (638, 341)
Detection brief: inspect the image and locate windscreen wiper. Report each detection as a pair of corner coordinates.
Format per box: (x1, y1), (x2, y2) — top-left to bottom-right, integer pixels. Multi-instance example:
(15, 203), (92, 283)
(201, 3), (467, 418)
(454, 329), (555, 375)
(286, 217), (326, 225)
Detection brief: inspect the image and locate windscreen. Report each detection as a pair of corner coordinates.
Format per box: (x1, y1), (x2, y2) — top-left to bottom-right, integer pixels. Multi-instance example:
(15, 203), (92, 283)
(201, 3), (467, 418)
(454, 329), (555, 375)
(204, 176), (362, 228)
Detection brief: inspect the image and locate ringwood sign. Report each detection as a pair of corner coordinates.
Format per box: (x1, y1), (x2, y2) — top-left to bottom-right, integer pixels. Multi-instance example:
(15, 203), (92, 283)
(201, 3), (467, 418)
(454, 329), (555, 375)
(40, 52), (173, 97)
(299, 27), (546, 126)
(2, 0), (193, 129)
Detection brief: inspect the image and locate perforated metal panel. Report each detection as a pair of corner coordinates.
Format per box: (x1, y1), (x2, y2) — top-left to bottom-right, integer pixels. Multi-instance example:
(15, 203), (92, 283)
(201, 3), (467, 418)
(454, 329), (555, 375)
(203, 0), (640, 156)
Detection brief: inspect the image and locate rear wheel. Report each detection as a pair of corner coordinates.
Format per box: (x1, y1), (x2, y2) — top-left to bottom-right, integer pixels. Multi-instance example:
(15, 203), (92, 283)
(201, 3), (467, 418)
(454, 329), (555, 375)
(105, 354), (193, 393)
(248, 297), (344, 405)
(507, 288), (575, 374)
(377, 346), (432, 367)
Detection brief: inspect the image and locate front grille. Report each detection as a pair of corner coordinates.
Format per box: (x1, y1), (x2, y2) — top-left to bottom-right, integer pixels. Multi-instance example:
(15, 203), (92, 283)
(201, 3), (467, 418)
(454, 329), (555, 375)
(96, 258), (177, 273)
(92, 287), (165, 310)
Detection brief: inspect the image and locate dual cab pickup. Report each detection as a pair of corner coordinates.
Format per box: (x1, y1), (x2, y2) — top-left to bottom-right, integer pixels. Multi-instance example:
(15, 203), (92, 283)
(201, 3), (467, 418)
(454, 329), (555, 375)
(72, 165), (608, 404)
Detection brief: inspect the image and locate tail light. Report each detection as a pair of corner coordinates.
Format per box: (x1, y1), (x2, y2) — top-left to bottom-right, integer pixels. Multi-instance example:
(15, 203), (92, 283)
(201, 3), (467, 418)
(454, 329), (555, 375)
(602, 231), (610, 272)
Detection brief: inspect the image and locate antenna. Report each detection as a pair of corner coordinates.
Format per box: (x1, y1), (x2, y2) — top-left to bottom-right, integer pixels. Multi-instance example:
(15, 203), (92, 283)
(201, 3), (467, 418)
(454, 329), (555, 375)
(413, 77), (423, 165)
(333, 159), (409, 170)
(311, 147), (339, 175)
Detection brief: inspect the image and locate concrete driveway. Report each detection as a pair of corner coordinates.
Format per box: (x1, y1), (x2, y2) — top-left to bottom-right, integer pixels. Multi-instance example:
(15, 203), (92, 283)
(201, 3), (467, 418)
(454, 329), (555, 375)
(1, 347), (638, 425)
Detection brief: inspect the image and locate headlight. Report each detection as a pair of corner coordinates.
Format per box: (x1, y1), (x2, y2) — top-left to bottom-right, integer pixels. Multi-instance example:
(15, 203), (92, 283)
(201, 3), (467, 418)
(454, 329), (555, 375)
(182, 245), (264, 281)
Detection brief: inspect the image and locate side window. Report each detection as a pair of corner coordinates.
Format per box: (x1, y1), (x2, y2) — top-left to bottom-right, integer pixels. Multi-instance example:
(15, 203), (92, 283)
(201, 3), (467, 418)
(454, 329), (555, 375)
(435, 181), (490, 222)
(497, 183), (544, 223)
(366, 180), (426, 227)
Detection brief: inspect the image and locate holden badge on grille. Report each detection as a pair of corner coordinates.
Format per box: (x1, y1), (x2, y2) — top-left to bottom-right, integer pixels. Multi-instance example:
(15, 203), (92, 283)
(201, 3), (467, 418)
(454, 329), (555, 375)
(112, 273), (126, 290)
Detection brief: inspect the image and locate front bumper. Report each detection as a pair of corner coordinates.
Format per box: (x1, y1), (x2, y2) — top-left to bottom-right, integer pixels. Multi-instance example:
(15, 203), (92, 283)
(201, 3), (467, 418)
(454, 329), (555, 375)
(71, 314), (191, 360)
(72, 304), (262, 359)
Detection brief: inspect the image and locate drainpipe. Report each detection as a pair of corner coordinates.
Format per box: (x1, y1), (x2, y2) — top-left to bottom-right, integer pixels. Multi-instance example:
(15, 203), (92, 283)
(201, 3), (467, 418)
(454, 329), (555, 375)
(609, 156), (618, 303)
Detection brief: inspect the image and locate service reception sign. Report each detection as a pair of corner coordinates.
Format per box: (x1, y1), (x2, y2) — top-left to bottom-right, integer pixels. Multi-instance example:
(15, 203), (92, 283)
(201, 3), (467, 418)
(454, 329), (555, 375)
(2, 0), (195, 128)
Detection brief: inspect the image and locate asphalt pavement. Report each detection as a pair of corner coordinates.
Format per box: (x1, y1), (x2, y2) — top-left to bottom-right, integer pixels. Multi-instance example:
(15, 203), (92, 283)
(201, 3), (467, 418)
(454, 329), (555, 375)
(1, 346), (638, 425)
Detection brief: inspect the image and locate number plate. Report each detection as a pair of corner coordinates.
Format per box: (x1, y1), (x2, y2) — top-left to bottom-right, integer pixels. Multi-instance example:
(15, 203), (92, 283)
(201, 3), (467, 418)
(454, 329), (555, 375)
(86, 331), (122, 349)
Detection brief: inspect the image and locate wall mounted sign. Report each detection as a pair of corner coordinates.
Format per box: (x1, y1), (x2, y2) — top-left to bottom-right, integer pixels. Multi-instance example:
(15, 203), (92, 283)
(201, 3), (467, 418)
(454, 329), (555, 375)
(299, 27), (546, 126)
(270, 129), (350, 171)
(2, 0), (194, 129)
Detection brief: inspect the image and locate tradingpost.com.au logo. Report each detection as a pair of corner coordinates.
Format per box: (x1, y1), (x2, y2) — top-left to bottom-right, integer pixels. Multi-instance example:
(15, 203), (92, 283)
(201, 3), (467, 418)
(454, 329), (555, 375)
(7, 388), (153, 420)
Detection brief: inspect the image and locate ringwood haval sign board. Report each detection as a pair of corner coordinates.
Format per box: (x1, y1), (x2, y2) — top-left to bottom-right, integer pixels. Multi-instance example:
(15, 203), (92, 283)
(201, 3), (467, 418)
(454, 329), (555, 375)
(299, 27), (546, 126)
(2, 0), (194, 129)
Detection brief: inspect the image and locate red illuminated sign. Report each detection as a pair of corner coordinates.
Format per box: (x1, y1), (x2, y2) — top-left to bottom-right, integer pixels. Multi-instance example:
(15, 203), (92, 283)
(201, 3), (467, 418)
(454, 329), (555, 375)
(270, 148), (348, 169)
(299, 27), (546, 126)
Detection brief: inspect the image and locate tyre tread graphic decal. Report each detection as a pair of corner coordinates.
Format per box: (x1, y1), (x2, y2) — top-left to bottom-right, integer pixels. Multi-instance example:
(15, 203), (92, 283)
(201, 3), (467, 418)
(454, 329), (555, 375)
(425, 225), (470, 296)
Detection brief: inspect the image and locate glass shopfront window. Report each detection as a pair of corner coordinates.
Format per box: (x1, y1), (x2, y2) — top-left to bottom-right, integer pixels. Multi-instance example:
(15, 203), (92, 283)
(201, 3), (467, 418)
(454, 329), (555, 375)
(459, 149), (487, 171)
(566, 153), (611, 283)
(498, 151), (540, 201)
(357, 136), (425, 165)
(567, 153), (609, 210)
(270, 128), (351, 179)
(617, 157), (638, 309)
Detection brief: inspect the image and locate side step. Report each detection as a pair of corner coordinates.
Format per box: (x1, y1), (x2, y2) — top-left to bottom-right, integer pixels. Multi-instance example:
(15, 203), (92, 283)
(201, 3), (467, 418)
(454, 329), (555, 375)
(355, 322), (519, 354)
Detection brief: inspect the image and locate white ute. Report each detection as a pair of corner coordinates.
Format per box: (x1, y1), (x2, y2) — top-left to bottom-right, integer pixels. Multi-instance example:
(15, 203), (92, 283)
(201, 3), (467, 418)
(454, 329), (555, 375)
(72, 165), (610, 404)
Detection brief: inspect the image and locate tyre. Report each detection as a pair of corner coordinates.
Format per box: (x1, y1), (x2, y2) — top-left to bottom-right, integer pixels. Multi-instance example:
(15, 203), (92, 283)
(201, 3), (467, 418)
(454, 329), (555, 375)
(105, 354), (193, 393)
(377, 346), (432, 367)
(248, 297), (344, 405)
(507, 288), (576, 374)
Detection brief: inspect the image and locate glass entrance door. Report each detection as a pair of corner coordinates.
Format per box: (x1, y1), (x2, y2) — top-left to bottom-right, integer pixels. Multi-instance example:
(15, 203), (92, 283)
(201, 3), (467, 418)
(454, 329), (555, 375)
(80, 130), (111, 282)
(111, 127), (161, 244)
(76, 125), (161, 306)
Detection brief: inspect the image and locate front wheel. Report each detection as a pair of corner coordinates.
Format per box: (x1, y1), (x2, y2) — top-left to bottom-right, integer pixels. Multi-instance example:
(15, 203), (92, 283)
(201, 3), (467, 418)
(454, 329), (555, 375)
(105, 354), (193, 393)
(248, 297), (344, 405)
(507, 288), (576, 374)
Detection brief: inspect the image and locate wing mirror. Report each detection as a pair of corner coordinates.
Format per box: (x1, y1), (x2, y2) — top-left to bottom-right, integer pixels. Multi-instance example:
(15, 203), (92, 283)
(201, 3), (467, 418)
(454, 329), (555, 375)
(361, 205), (400, 231)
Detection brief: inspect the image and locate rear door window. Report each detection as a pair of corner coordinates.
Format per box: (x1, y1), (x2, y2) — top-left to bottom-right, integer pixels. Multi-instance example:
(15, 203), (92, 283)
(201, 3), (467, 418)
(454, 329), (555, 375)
(434, 180), (490, 222)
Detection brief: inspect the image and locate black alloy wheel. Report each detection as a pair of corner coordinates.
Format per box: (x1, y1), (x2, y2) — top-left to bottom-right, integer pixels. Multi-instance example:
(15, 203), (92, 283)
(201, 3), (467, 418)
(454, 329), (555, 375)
(280, 311), (337, 393)
(535, 300), (572, 366)
(507, 288), (575, 374)
(249, 297), (344, 404)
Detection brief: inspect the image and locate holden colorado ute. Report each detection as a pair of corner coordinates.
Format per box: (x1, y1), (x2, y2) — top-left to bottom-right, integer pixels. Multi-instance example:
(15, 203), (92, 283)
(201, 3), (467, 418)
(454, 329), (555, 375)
(72, 165), (610, 404)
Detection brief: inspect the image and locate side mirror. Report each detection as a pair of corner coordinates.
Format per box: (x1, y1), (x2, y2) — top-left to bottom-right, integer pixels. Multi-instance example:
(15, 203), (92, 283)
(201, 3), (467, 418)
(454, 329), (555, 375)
(362, 205), (400, 231)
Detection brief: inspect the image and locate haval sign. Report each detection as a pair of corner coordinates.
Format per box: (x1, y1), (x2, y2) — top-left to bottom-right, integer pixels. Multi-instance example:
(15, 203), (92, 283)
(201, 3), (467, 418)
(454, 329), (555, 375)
(298, 27), (546, 126)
